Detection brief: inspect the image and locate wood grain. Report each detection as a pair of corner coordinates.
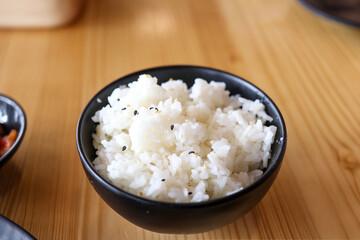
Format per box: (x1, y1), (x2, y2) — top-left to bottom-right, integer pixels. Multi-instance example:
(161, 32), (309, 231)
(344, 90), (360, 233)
(0, 0), (360, 239)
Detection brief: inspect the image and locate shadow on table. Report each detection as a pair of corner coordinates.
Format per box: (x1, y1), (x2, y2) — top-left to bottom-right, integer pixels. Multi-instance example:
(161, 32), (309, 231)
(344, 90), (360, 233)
(0, 161), (22, 198)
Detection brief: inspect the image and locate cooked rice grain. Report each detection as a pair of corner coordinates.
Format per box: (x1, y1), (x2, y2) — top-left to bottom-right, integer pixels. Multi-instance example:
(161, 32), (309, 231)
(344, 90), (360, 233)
(92, 74), (276, 202)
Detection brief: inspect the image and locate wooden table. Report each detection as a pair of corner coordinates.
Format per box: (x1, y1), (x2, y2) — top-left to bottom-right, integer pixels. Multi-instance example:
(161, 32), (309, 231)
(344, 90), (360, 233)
(1, 0), (359, 239)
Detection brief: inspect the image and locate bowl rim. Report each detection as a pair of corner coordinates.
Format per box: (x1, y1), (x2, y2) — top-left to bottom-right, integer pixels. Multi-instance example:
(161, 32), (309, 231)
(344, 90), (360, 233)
(0, 214), (36, 240)
(0, 94), (27, 167)
(297, 0), (360, 28)
(76, 65), (287, 208)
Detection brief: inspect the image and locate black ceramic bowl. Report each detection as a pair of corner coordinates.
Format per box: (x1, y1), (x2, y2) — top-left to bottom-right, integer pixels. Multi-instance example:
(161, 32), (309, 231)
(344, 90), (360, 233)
(76, 65), (287, 234)
(0, 94), (26, 168)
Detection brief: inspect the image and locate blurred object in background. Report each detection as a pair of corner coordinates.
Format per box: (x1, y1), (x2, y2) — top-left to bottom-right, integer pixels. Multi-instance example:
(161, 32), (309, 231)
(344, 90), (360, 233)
(298, 0), (360, 27)
(0, 0), (84, 28)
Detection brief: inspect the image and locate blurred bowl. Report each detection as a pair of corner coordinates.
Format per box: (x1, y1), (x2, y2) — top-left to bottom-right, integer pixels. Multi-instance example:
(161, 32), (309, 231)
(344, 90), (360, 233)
(0, 214), (35, 240)
(298, 0), (360, 27)
(76, 65), (287, 234)
(0, 0), (85, 28)
(0, 94), (26, 168)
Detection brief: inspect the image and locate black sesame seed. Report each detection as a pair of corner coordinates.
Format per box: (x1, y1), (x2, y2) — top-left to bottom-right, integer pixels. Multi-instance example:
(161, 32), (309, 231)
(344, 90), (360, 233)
(121, 107), (126, 111)
(149, 107), (159, 111)
(170, 125), (174, 130)
(134, 110), (138, 115)
(188, 151), (195, 154)
(188, 192), (192, 195)
(117, 98), (120, 101)
(122, 146), (127, 151)
(161, 179), (165, 182)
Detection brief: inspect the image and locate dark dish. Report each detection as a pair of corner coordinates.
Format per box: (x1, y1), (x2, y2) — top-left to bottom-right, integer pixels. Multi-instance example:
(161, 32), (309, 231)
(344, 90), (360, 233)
(298, 0), (360, 27)
(0, 214), (36, 240)
(0, 94), (26, 168)
(76, 65), (287, 234)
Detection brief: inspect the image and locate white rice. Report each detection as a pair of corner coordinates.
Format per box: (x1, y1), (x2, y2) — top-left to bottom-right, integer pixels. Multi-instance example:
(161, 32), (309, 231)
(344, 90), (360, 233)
(92, 74), (277, 203)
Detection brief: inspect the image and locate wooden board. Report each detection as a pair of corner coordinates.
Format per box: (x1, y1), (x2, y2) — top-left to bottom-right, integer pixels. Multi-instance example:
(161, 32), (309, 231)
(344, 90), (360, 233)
(0, 0), (359, 239)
